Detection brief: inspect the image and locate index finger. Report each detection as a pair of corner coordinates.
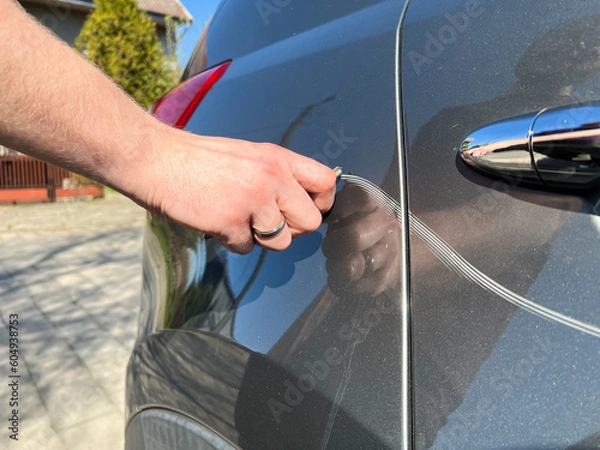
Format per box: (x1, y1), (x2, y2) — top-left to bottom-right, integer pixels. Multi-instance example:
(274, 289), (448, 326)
(288, 153), (337, 213)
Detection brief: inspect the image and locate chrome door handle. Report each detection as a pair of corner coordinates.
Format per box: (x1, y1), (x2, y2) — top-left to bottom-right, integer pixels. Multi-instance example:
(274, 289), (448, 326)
(460, 103), (600, 190)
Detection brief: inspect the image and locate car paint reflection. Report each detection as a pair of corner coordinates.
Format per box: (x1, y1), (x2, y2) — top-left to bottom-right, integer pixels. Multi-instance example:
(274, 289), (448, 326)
(130, 176), (406, 449)
(403, 4), (600, 448)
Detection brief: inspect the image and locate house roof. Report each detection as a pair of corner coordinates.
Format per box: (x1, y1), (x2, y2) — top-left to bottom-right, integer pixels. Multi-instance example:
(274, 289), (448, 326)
(137, 0), (192, 22)
(20, 0), (193, 22)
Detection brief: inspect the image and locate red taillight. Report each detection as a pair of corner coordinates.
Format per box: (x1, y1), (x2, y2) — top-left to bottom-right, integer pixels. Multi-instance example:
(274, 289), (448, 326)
(151, 61), (232, 129)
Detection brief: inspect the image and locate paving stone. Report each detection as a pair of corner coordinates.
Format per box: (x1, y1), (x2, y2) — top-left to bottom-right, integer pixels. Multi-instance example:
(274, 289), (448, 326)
(60, 410), (125, 450)
(44, 379), (116, 431)
(0, 193), (144, 449)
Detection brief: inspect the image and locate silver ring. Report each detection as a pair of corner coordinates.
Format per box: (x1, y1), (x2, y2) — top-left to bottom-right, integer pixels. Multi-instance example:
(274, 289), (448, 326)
(253, 213), (286, 238)
(364, 251), (375, 273)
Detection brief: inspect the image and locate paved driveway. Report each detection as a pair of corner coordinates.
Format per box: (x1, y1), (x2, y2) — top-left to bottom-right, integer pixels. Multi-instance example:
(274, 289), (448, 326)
(0, 193), (146, 449)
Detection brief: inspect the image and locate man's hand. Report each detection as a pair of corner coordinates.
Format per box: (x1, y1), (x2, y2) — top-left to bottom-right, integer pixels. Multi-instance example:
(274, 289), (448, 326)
(135, 129), (336, 254)
(0, 0), (336, 254)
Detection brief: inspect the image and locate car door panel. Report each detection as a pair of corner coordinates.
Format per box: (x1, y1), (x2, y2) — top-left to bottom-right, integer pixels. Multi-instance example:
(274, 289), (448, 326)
(401, 1), (600, 448)
(127, 1), (409, 448)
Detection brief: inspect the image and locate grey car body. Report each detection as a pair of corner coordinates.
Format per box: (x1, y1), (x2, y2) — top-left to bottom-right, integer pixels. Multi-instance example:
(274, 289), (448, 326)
(125, 0), (600, 448)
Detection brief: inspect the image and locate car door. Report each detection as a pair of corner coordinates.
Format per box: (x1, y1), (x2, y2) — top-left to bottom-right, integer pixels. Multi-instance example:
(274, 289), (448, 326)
(126, 1), (411, 449)
(401, 1), (600, 448)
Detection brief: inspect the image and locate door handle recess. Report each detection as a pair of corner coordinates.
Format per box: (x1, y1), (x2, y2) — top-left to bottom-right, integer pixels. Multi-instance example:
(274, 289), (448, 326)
(460, 103), (600, 190)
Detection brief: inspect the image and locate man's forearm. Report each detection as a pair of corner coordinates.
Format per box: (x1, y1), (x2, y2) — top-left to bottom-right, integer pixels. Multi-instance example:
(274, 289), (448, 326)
(0, 0), (161, 193)
(0, 0), (336, 254)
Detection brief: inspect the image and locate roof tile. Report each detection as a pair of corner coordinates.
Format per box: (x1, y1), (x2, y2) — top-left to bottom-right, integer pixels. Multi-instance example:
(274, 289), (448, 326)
(136, 0), (192, 21)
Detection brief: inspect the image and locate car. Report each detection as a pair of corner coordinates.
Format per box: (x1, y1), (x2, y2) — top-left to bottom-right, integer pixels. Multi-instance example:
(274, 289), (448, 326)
(125, 0), (600, 448)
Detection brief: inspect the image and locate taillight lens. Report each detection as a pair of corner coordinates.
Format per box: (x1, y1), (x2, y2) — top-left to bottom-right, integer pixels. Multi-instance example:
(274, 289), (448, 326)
(151, 61), (232, 129)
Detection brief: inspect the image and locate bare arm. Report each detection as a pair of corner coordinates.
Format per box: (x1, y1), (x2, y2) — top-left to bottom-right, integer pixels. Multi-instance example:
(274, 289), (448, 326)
(0, 0), (336, 253)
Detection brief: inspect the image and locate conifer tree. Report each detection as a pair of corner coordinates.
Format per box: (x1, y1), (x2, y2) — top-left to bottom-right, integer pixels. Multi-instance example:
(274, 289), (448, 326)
(75, 0), (179, 107)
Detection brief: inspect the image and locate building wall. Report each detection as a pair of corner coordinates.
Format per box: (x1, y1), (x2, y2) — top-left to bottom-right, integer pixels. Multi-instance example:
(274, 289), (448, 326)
(20, 2), (170, 51)
(21, 3), (88, 45)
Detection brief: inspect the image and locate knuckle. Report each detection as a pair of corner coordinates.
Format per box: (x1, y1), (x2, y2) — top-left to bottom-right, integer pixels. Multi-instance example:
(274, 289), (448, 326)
(222, 232), (254, 255)
(303, 207), (322, 232)
(257, 144), (284, 172)
(236, 242), (254, 255)
(325, 168), (337, 189)
(320, 194), (336, 213)
(309, 163), (337, 193)
(347, 227), (367, 248)
(276, 233), (293, 251)
(259, 158), (280, 179)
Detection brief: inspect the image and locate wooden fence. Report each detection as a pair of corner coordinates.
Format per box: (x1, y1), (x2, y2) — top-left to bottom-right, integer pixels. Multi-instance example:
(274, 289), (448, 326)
(0, 155), (103, 203)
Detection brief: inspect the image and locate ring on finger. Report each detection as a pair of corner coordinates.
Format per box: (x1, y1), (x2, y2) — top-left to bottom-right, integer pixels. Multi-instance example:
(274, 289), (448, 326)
(253, 213), (286, 238)
(363, 251), (375, 273)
